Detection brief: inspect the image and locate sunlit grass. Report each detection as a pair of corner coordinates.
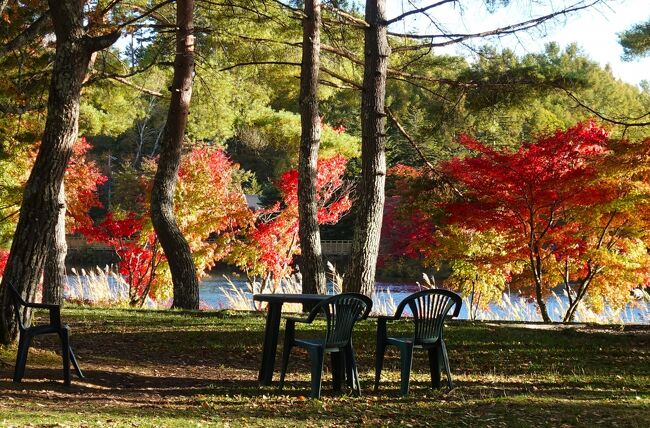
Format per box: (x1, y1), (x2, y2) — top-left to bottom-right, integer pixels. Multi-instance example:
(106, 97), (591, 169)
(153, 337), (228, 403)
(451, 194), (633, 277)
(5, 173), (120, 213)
(0, 307), (647, 427)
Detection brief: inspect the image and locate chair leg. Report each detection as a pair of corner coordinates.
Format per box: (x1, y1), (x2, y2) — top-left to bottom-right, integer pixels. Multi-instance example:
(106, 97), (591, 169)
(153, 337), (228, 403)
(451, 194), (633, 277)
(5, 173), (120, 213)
(308, 347), (324, 399)
(331, 351), (344, 392)
(70, 347), (84, 379)
(342, 344), (354, 389)
(440, 339), (453, 389)
(60, 328), (71, 386)
(343, 345), (355, 389)
(347, 346), (362, 396)
(374, 342), (386, 391)
(13, 333), (31, 383)
(428, 347), (441, 388)
(278, 344), (292, 392)
(398, 343), (414, 396)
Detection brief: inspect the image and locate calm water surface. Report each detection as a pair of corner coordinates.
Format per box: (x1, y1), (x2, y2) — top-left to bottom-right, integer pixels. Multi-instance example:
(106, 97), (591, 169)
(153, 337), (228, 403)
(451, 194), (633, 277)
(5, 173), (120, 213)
(199, 276), (649, 324)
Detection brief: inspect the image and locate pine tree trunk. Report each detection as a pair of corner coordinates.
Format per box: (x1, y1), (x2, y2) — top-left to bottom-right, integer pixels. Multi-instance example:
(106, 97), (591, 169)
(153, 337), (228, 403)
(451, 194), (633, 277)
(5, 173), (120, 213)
(0, 0), (118, 344)
(150, 0), (199, 309)
(343, 0), (389, 296)
(43, 183), (67, 304)
(298, 0), (326, 295)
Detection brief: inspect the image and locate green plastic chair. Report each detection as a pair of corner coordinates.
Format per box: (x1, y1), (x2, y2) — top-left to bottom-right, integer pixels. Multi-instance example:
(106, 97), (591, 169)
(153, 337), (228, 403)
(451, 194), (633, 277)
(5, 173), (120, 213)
(374, 289), (461, 395)
(278, 293), (372, 399)
(8, 283), (84, 386)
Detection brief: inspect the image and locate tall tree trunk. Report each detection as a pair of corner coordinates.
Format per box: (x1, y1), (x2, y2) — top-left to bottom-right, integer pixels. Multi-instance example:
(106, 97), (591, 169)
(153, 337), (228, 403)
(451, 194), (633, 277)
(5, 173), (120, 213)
(298, 0), (326, 295)
(150, 0), (199, 309)
(0, 0), (118, 344)
(43, 183), (67, 304)
(343, 0), (389, 296)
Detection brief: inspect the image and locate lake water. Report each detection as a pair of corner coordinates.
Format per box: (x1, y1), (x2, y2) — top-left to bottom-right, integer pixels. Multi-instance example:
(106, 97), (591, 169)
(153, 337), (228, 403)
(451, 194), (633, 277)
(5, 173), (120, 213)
(199, 276), (650, 324)
(63, 272), (648, 323)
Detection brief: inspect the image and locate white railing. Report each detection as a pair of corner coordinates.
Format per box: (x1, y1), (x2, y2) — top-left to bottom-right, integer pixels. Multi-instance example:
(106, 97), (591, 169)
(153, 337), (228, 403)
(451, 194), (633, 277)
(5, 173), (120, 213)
(321, 240), (352, 256)
(68, 235), (353, 256)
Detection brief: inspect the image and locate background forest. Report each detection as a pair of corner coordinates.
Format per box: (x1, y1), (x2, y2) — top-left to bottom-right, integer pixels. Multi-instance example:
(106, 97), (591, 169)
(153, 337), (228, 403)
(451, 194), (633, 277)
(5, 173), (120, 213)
(2, 0), (650, 323)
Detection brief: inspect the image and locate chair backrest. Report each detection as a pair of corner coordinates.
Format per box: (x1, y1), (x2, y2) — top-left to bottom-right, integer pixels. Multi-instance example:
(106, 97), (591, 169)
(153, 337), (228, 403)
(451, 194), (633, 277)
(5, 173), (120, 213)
(308, 293), (372, 349)
(6, 283), (27, 332)
(393, 289), (462, 346)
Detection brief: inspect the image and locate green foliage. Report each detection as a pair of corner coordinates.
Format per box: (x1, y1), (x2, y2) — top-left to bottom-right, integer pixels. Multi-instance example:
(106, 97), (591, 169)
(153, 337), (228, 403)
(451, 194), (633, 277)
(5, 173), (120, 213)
(227, 108), (360, 182)
(0, 144), (31, 247)
(431, 226), (524, 319)
(619, 18), (650, 60)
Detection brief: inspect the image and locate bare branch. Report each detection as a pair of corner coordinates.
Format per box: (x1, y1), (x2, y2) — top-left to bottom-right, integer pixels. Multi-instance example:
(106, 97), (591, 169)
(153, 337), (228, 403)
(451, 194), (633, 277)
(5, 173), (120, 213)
(109, 76), (164, 97)
(116, 0), (175, 30)
(218, 60), (301, 72)
(265, 0), (302, 14)
(385, 107), (464, 198)
(0, 209), (20, 224)
(387, 76), (453, 103)
(321, 66), (362, 89)
(561, 88), (650, 127)
(386, 0), (457, 25)
(322, 4), (368, 28)
(388, 0), (601, 49)
(322, 43), (477, 88)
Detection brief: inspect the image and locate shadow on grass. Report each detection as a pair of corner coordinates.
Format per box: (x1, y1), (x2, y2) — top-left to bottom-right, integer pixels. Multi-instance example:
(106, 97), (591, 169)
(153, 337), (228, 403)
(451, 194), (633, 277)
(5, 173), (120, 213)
(0, 310), (647, 426)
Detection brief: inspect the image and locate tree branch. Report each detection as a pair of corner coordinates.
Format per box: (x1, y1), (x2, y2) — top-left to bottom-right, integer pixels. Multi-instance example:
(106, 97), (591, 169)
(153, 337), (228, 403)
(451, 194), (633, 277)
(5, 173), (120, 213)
(0, 13), (51, 57)
(386, 0), (457, 25)
(322, 4), (368, 28)
(385, 106), (464, 198)
(322, 43), (477, 88)
(320, 66), (362, 89)
(388, 0), (601, 48)
(84, 30), (122, 53)
(116, 0), (175, 29)
(218, 60), (301, 72)
(0, 102), (46, 114)
(561, 88), (650, 127)
(109, 76), (164, 97)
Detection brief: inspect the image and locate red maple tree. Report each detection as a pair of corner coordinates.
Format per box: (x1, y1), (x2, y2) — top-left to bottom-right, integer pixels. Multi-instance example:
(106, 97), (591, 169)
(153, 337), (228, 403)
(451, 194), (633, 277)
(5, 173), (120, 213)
(441, 121), (650, 322)
(228, 155), (352, 291)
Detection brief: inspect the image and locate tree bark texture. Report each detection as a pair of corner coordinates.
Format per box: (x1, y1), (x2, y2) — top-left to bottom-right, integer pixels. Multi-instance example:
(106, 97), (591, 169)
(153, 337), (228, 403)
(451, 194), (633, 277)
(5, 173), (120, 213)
(43, 183), (67, 305)
(343, 0), (390, 296)
(150, 0), (199, 309)
(530, 249), (552, 323)
(0, 0), (118, 344)
(297, 0), (326, 295)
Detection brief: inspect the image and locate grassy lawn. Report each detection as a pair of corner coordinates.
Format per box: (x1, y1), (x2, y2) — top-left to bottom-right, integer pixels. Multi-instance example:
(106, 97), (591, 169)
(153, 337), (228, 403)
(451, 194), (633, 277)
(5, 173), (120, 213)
(0, 307), (648, 427)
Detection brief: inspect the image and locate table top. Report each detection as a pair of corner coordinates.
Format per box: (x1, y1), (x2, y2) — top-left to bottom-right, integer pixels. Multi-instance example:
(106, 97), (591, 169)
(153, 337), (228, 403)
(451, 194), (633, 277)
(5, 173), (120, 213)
(253, 293), (330, 304)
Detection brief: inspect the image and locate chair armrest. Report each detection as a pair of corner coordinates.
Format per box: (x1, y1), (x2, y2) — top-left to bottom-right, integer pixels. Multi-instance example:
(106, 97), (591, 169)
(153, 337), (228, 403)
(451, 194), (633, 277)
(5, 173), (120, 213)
(24, 302), (61, 327)
(23, 301), (59, 310)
